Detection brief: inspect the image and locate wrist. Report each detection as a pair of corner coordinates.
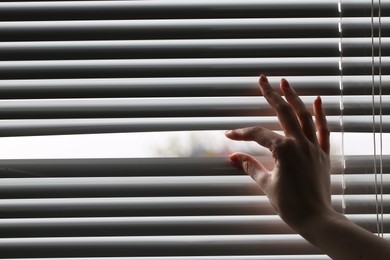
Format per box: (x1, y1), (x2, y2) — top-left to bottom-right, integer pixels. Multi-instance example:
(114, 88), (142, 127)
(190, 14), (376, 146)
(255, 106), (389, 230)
(293, 208), (345, 242)
(292, 208), (390, 260)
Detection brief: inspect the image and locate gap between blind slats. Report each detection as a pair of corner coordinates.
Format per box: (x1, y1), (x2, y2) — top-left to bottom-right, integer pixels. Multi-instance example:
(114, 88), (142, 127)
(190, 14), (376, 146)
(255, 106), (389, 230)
(0, 76), (388, 98)
(0, 175), (389, 198)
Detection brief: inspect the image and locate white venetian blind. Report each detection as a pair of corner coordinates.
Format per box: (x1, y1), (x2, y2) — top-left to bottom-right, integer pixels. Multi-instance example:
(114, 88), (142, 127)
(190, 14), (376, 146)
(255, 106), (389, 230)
(0, 0), (389, 259)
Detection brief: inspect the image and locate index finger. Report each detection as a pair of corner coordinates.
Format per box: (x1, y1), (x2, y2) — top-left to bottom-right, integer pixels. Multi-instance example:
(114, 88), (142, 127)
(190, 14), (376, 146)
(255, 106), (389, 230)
(259, 74), (304, 139)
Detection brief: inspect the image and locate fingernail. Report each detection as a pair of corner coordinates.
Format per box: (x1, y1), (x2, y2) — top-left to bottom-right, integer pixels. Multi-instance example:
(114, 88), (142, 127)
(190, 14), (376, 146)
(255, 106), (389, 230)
(228, 154), (240, 165)
(225, 130), (233, 135)
(229, 154), (237, 160)
(281, 78), (289, 87)
(242, 160), (249, 172)
(317, 96), (322, 104)
(260, 74), (268, 83)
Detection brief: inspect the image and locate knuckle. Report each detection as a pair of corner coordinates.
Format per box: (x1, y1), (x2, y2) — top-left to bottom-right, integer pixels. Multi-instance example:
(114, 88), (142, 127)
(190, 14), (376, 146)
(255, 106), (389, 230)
(263, 87), (274, 97)
(281, 138), (296, 149)
(285, 88), (297, 98)
(270, 138), (283, 151)
(249, 126), (263, 133)
(255, 173), (269, 187)
(300, 110), (313, 120)
(276, 102), (291, 114)
(243, 126), (257, 140)
(245, 126), (263, 139)
(320, 127), (330, 136)
(277, 138), (299, 155)
(319, 110), (325, 118)
(272, 138), (295, 153)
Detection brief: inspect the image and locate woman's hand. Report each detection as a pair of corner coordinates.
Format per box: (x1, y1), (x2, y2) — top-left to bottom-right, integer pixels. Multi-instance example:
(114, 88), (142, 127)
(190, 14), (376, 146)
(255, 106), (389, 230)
(225, 74), (332, 231)
(226, 74), (390, 260)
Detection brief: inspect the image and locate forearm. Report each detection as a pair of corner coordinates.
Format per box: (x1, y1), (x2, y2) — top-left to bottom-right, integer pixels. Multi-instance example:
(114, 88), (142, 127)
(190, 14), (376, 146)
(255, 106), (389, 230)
(297, 210), (390, 260)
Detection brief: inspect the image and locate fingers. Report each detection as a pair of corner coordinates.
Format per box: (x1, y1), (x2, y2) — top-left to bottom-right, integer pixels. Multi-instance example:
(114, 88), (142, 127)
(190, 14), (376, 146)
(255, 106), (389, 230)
(225, 126), (284, 151)
(314, 96), (330, 155)
(259, 74), (304, 139)
(229, 152), (270, 188)
(280, 78), (317, 143)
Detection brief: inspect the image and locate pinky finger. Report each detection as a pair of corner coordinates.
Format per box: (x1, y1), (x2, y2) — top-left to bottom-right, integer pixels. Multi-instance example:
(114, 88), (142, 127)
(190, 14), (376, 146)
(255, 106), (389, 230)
(314, 96), (330, 155)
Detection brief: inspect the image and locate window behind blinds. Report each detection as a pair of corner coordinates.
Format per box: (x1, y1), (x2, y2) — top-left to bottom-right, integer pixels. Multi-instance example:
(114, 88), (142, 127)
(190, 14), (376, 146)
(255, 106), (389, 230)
(0, 0), (389, 259)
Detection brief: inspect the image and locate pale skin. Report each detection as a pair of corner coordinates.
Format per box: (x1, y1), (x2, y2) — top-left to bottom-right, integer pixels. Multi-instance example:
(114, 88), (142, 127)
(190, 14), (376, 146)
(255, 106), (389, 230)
(225, 74), (390, 260)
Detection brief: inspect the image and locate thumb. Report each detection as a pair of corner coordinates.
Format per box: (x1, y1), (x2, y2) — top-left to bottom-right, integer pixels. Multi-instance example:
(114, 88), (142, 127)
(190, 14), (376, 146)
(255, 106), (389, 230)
(229, 152), (270, 189)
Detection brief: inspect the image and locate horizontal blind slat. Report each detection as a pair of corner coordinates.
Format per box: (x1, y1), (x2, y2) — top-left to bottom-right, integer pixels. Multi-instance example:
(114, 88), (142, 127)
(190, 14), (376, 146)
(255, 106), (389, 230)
(1, 174), (389, 198)
(0, 234), (387, 258)
(0, 96), (385, 118)
(0, 234), (324, 258)
(0, 256), (331, 260)
(0, 18), (339, 41)
(0, 76), (389, 98)
(0, 57), (388, 79)
(2, 17), (389, 41)
(1, 196), (275, 218)
(1, 0), (389, 21)
(0, 195), (387, 218)
(1, 215), (296, 237)
(0, 156), (384, 177)
(0, 57), (340, 79)
(1, 38), (388, 60)
(1, 214), (388, 237)
(0, 0), (340, 21)
(0, 38), (341, 60)
(0, 116), (387, 137)
(0, 156), (387, 177)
